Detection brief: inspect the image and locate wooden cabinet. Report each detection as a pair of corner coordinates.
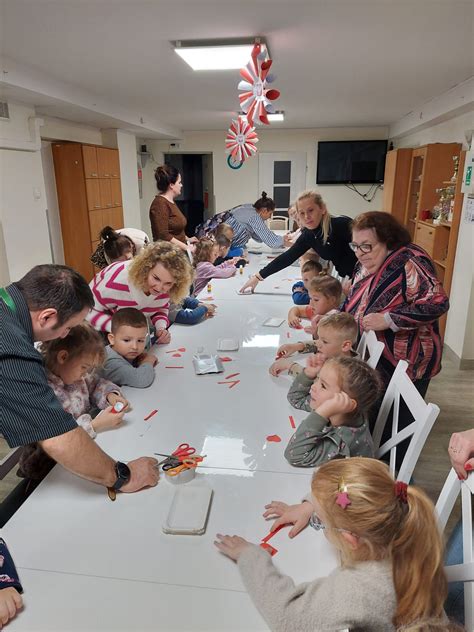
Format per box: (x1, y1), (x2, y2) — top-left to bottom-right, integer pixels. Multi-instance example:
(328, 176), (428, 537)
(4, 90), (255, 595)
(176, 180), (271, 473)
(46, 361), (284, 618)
(382, 148), (412, 223)
(52, 142), (124, 281)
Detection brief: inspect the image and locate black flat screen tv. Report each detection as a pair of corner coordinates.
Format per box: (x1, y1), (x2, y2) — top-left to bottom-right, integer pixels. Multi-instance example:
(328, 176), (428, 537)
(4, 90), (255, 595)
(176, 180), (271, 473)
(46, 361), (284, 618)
(316, 140), (388, 185)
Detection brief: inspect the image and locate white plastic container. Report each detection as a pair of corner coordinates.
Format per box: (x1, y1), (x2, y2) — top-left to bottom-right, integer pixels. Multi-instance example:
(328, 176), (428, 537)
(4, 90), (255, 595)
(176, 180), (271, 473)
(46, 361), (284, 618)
(165, 467), (196, 485)
(162, 486), (213, 535)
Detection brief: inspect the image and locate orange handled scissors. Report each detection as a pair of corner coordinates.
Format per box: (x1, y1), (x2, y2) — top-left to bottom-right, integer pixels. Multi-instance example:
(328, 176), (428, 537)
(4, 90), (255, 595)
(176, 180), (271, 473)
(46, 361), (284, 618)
(165, 455), (205, 477)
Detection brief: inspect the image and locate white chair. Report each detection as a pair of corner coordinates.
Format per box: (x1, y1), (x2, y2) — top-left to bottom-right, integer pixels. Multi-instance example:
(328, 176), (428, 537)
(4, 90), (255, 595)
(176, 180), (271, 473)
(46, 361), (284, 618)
(436, 469), (474, 631)
(356, 330), (385, 370)
(267, 216), (289, 231)
(372, 360), (440, 483)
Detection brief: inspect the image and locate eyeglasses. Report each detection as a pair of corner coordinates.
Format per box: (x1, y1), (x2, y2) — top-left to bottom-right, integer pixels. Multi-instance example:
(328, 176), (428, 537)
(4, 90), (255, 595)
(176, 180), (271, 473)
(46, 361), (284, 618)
(349, 242), (374, 254)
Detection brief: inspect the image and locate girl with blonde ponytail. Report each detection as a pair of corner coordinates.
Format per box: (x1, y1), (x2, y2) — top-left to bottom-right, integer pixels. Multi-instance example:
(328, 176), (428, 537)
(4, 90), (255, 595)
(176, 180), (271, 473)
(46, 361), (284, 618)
(215, 457), (460, 632)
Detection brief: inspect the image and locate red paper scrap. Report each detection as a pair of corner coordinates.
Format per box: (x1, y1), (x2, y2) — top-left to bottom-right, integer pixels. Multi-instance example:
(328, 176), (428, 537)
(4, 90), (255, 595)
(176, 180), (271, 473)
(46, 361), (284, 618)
(261, 523), (288, 544)
(219, 356), (232, 362)
(260, 542), (278, 556)
(266, 434), (281, 443)
(166, 347), (186, 354)
(286, 332), (291, 339)
(144, 409), (158, 421)
(172, 353), (182, 358)
(165, 366), (184, 369)
(289, 415), (296, 429)
(217, 380), (240, 389)
(202, 296), (215, 301)
(225, 372), (240, 380)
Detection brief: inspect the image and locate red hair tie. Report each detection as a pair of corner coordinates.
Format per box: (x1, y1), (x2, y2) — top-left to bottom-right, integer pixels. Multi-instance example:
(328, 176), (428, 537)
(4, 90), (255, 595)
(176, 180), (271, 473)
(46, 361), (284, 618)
(395, 481), (408, 504)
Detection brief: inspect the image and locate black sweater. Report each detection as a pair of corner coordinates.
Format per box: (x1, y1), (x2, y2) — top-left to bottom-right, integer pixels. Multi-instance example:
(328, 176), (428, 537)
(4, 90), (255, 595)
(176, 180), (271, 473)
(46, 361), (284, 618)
(259, 216), (356, 279)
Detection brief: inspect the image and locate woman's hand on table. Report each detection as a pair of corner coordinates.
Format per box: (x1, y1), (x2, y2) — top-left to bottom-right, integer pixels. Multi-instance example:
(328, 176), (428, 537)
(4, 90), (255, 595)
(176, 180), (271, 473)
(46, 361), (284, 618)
(214, 534), (251, 562)
(239, 275), (260, 294)
(361, 313), (389, 331)
(263, 500), (313, 538)
(122, 457), (160, 493)
(448, 429), (474, 480)
(156, 328), (171, 344)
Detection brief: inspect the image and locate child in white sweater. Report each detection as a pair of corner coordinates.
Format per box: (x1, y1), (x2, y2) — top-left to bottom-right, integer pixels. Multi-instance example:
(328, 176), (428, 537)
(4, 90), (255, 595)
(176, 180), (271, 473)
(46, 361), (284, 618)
(215, 457), (453, 632)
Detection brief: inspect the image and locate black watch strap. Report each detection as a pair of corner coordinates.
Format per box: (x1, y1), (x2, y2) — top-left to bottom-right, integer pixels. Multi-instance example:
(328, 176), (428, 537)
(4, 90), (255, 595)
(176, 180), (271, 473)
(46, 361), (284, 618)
(112, 461), (131, 491)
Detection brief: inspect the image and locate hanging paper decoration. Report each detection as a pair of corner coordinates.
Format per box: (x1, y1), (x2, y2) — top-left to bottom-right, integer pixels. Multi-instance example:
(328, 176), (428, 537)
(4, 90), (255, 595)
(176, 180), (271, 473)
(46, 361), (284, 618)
(225, 117), (258, 165)
(238, 43), (280, 126)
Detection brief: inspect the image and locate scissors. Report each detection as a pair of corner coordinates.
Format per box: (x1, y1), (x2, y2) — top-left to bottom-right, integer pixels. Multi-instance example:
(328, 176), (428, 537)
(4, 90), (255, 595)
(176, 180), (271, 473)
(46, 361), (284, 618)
(154, 443), (196, 469)
(165, 455), (205, 476)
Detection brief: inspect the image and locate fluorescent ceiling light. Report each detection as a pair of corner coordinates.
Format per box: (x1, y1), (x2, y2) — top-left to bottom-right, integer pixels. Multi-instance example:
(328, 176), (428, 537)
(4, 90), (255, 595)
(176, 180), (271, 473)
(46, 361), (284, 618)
(173, 38), (267, 71)
(267, 111), (285, 122)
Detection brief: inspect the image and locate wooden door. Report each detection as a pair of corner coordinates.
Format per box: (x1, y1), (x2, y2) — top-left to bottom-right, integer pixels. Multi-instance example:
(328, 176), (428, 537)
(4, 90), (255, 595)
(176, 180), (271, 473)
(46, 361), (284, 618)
(109, 150), (120, 178)
(99, 179), (113, 209)
(85, 179), (101, 211)
(89, 209), (104, 242)
(110, 178), (123, 207)
(383, 148), (412, 224)
(82, 145), (98, 178)
(97, 147), (112, 178)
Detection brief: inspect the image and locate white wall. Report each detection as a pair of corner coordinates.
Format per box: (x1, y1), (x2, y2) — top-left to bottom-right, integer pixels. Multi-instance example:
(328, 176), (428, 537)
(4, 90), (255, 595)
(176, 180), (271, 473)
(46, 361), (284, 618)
(142, 127), (388, 223)
(115, 130), (141, 229)
(0, 103), (52, 281)
(393, 110), (474, 362)
(41, 116), (103, 145)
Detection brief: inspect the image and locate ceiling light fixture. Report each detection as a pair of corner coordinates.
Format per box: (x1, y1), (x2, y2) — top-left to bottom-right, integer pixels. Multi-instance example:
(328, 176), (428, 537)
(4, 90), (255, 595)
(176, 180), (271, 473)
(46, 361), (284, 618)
(173, 37), (268, 71)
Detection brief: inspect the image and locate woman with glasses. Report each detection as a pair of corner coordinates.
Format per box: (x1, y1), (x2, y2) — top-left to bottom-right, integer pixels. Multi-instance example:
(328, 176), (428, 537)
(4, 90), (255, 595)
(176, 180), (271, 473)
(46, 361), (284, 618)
(344, 211), (449, 394)
(239, 190), (356, 294)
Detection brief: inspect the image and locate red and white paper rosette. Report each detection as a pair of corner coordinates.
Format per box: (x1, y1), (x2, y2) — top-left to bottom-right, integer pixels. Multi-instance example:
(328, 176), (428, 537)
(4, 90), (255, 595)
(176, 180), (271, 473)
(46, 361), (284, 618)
(238, 43), (280, 126)
(225, 117), (258, 163)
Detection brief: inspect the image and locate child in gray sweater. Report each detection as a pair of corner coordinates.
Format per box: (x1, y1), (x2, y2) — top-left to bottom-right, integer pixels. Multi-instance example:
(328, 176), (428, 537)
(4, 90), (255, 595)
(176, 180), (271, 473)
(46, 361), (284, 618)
(285, 356), (379, 468)
(215, 457), (451, 632)
(102, 308), (157, 388)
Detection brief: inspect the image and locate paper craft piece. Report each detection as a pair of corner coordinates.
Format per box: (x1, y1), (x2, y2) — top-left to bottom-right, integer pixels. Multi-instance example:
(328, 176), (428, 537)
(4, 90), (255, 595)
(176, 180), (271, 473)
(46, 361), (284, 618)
(266, 434), (281, 443)
(219, 356), (233, 362)
(225, 117), (258, 164)
(217, 380), (240, 389)
(166, 348), (186, 354)
(144, 409), (158, 421)
(289, 415), (296, 429)
(263, 317), (285, 327)
(238, 42), (280, 126)
(165, 366), (184, 369)
(261, 523), (287, 544)
(286, 332), (291, 339)
(202, 296), (215, 301)
(260, 542), (278, 556)
(225, 372), (240, 380)
(217, 338), (239, 352)
(172, 353), (182, 358)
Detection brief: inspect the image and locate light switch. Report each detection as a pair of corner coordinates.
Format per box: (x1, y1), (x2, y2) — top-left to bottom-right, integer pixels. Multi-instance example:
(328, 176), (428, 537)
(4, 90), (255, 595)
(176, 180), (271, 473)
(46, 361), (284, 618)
(33, 187), (42, 200)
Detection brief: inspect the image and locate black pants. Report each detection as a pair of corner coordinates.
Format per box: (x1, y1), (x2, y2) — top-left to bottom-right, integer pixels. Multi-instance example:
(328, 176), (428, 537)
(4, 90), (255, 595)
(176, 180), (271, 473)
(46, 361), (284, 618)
(371, 378), (431, 473)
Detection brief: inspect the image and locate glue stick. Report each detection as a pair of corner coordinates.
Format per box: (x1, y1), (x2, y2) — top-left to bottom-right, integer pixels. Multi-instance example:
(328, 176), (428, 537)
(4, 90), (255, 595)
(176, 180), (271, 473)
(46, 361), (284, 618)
(207, 283), (212, 293)
(111, 402), (125, 413)
(239, 266), (243, 275)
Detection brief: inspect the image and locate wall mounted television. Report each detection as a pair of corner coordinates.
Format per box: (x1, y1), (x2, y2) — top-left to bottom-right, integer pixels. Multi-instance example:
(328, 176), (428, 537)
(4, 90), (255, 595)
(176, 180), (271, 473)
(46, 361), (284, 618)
(316, 140), (388, 185)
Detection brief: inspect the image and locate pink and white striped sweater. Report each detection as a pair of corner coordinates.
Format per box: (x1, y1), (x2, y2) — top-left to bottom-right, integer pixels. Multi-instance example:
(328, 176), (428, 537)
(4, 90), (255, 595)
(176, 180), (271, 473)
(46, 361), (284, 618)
(88, 260), (170, 333)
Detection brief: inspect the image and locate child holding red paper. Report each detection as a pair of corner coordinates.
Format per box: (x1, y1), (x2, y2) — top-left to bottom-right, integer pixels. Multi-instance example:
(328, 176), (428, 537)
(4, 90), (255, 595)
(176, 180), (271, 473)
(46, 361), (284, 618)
(18, 324), (127, 479)
(193, 238), (237, 296)
(215, 457), (454, 631)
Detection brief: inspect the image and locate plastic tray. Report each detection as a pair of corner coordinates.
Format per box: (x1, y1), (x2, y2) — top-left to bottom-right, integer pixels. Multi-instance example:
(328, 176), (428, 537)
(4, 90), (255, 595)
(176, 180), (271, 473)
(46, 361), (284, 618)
(162, 486), (213, 535)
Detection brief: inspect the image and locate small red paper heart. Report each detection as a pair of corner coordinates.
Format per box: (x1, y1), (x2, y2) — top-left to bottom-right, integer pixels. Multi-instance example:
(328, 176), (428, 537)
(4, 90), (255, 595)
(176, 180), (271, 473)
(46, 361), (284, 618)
(219, 356), (232, 362)
(172, 353), (182, 358)
(266, 434), (281, 443)
(178, 347), (186, 352)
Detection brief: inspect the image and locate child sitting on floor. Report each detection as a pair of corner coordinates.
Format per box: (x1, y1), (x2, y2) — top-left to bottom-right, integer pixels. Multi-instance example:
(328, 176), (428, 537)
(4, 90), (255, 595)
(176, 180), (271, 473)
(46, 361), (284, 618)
(291, 259), (323, 306)
(103, 308), (158, 388)
(284, 356), (378, 467)
(288, 274), (342, 329)
(216, 457), (456, 631)
(193, 238), (237, 295)
(169, 296), (216, 325)
(19, 324), (128, 479)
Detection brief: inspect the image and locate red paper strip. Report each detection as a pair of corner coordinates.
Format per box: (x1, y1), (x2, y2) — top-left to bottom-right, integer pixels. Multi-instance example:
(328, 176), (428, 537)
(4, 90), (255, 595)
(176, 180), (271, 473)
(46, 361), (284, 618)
(261, 523), (287, 544)
(144, 409), (158, 421)
(260, 542), (278, 556)
(289, 415), (296, 429)
(228, 380), (240, 389)
(286, 332), (291, 339)
(225, 372), (240, 380)
(172, 353), (182, 358)
(165, 347), (186, 354)
(219, 356), (232, 362)
(266, 434), (281, 442)
(202, 297), (215, 301)
(165, 366), (184, 369)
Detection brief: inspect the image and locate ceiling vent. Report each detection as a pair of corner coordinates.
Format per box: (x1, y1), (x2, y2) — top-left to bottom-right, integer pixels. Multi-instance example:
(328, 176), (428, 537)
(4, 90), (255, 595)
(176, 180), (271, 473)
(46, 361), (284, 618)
(0, 102), (10, 120)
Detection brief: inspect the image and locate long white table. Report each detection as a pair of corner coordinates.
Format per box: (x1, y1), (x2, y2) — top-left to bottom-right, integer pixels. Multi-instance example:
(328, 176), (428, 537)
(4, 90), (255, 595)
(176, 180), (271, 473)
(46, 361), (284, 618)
(4, 255), (338, 631)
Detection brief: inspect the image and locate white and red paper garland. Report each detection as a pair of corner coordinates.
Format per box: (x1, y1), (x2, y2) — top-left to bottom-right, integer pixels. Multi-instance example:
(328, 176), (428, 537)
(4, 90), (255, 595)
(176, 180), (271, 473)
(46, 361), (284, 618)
(238, 43), (280, 126)
(225, 117), (258, 164)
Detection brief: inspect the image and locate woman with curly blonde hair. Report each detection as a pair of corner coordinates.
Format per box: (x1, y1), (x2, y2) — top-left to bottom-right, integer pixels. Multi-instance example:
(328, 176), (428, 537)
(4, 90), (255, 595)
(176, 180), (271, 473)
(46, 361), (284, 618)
(88, 241), (193, 344)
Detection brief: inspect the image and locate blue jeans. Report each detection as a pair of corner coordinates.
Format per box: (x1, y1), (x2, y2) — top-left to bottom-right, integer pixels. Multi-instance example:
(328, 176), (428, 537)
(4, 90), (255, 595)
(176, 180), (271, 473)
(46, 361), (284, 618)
(445, 520), (465, 625)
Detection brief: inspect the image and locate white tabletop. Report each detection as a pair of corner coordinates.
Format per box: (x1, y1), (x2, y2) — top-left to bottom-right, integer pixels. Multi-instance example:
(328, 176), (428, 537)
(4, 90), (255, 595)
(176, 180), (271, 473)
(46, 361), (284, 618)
(5, 256), (338, 631)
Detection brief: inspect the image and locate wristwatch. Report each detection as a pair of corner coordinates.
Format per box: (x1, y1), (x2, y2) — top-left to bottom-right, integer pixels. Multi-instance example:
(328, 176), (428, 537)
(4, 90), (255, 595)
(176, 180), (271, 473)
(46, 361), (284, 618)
(112, 461), (131, 490)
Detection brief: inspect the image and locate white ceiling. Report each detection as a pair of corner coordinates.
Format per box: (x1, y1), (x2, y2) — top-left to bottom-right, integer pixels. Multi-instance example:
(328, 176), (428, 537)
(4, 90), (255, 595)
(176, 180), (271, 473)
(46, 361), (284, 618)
(1, 0), (473, 133)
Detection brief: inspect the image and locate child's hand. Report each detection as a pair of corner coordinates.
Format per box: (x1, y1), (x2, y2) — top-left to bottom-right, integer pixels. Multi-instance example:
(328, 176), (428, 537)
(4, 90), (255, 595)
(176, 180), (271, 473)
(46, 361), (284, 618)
(214, 534), (251, 561)
(276, 342), (301, 358)
(293, 286), (304, 293)
(92, 406), (125, 432)
(304, 352), (325, 379)
(204, 303), (217, 316)
(156, 328), (171, 344)
(0, 587), (23, 628)
(287, 309), (302, 328)
(263, 500), (314, 538)
(314, 392), (356, 422)
(137, 353), (157, 367)
(106, 393), (130, 412)
(269, 357), (295, 377)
